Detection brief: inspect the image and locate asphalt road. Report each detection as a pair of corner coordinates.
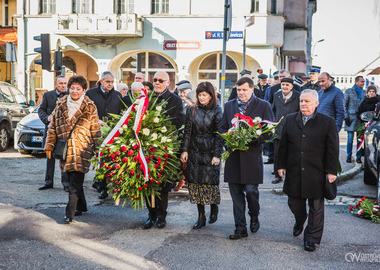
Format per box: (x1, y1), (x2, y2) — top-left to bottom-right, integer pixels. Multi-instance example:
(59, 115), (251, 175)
(0, 148), (379, 270)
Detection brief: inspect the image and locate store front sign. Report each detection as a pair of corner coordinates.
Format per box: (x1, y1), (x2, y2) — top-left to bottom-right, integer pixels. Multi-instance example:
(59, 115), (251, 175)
(205, 31), (243, 39)
(163, 41), (201, 50)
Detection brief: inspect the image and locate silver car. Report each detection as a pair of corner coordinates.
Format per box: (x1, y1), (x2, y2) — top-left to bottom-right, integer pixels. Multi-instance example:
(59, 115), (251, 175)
(14, 106), (45, 154)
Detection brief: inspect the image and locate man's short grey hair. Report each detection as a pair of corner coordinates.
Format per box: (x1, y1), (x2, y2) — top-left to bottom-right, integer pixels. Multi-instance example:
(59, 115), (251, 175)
(100, 71), (114, 80)
(131, 82), (144, 91)
(55, 75), (66, 83)
(279, 69), (290, 76)
(300, 89), (319, 102)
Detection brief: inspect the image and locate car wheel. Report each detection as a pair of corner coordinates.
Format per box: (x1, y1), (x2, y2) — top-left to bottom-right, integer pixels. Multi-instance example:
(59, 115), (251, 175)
(364, 154), (377, 185)
(18, 149), (33, 155)
(0, 124), (10, 152)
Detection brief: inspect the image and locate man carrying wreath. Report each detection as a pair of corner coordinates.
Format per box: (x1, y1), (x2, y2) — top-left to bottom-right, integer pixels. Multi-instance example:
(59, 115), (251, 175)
(220, 77), (273, 240)
(141, 71), (184, 230)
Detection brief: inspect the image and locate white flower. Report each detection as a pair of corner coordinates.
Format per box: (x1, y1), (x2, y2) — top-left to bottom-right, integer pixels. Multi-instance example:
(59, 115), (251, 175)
(256, 130), (262, 136)
(153, 144), (158, 147)
(169, 150), (173, 154)
(156, 106), (162, 112)
(161, 126), (167, 133)
(119, 128), (123, 134)
(143, 115), (146, 120)
(267, 124), (273, 129)
(152, 133), (158, 140)
(142, 128), (150, 136)
(146, 142), (150, 145)
(166, 138), (172, 142)
(154, 117), (160, 123)
(254, 117), (262, 123)
(161, 136), (167, 143)
(122, 124), (127, 129)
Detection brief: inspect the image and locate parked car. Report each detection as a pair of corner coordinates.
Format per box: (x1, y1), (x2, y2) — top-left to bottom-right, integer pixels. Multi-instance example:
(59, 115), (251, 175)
(0, 82), (34, 151)
(14, 106), (45, 154)
(361, 111), (380, 200)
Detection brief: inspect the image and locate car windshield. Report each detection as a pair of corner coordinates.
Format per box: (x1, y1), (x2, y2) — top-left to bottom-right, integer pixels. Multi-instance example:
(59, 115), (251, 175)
(0, 85), (14, 102)
(11, 87), (27, 103)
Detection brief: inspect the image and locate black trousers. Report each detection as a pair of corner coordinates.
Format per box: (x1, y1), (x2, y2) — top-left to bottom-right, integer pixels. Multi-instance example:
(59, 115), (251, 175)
(288, 197), (325, 244)
(45, 156), (69, 187)
(65, 171), (87, 219)
(146, 182), (171, 220)
(228, 183), (260, 232)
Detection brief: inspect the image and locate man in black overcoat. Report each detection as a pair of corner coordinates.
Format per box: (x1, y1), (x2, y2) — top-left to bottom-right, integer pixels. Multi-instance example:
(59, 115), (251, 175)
(277, 89), (339, 252)
(38, 75), (69, 191)
(141, 71), (184, 230)
(86, 71), (124, 199)
(220, 77), (274, 240)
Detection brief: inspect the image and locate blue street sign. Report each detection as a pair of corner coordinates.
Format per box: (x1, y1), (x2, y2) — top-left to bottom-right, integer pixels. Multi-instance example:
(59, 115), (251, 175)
(205, 31), (243, 39)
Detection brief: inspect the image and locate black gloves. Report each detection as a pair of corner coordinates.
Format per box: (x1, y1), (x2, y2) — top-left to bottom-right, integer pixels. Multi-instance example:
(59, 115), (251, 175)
(345, 118), (352, 127)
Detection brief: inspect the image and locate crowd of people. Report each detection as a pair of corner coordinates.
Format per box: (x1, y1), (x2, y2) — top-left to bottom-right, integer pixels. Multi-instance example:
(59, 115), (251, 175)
(37, 65), (378, 252)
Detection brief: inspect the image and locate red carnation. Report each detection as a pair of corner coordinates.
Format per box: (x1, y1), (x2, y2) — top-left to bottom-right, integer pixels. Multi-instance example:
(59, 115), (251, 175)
(122, 157), (128, 163)
(149, 147), (156, 152)
(155, 164), (159, 169)
(116, 181), (120, 185)
(130, 170), (135, 175)
(137, 174), (141, 178)
(131, 107), (136, 112)
(140, 166), (144, 171)
(258, 124), (262, 128)
(131, 195), (135, 198)
(127, 150), (134, 156)
(361, 196), (367, 200)
(150, 178), (155, 182)
(115, 151), (121, 156)
(121, 145), (127, 152)
(349, 206), (354, 211)
(100, 152), (103, 157)
(138, 187), (143, 191)
(107, 148), (111, 152)
(158, 174), (162, 178)
(133, 156), (138, 162)
(148, 168), (151, 172)
(164, 153), (169, 157)
(115, 164), (120, 169)
(133, 144), (139, 150)
(143, 184), (148, 188)
(110, 154), (115, 159)
(113, 189), (116, 193)
(165, 146), (168, 150)
(163, 163), (167, 167)
(150, 156), (154, 159)
(156, 181), (161, 185)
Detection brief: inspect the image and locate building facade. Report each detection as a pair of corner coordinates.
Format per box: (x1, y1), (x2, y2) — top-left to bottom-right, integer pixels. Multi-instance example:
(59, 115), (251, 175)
(15, 0), (316, 103)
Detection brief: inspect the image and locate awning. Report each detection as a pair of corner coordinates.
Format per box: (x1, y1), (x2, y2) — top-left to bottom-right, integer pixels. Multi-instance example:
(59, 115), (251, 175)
(0, 27), (17, 45)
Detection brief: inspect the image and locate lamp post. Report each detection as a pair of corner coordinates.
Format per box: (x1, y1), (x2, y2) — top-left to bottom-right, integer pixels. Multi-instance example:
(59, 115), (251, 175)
(311, 38), (325, 64)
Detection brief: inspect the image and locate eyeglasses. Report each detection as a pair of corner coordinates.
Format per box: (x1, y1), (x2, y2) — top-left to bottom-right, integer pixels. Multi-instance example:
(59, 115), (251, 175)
(153, 78), (167, 83)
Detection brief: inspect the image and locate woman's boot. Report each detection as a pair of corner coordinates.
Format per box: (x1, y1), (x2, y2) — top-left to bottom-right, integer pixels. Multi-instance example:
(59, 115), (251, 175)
(209, 204), (218, 224)
(193, 204), (206, 229)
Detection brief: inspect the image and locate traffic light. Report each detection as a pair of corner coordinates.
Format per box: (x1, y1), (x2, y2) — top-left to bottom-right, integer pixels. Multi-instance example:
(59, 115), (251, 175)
(34, 33), (51, 70)
(257, 69), (263, 74)
(54, 51), (63, 71)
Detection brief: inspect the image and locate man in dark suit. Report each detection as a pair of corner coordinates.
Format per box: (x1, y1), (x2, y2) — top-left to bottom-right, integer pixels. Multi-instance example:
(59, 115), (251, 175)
(141, 71), (184, 230)
(302, 66), (322, 92)
(86, 71), (124, 199)
(256, 74), (269, 99)
(277, 89), (339, 252)
(38, 75), (69, 191)
(220, 77), (273, 240)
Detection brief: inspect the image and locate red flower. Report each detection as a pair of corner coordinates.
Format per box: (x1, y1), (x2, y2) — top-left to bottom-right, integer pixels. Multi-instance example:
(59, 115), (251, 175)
(115, 151), (121, 156)
(133, 156), (138, 162)
(156, 181), (161, 185)
(158, 174), (162, 178)
(113, 189), (116, 193)
(150, 178), (155, 182)
(140, 165), (144, 171)
(122, 157), (128, 163)
(131, 107), (136, 112)
(150, 156), (154, 159)
(375, 200), (379, 204)
(163, 162), (167, 167)
(116, 181), (120, 185)
(131, 195), (135, 198)
(110, 154), (115, 159)
(130, 170), (135, 175)
(107, 148), (111, 152)
(138, 187), (143, 191)
(165, 146), (168, 150)
(143, 184), (148, 188)
(137, 174), (141, 178)
(154, 164), (159, 169)
(157, 157), (162, 164)
(133, 144), (139, 150)
(121, 145), (127, 152)
(361, 196), (367, 200)
(149, 147), (156, 152)
(349, 206), (354, 211)
(258, 124), (262, 128)
(148, 168), (151, 172)
(115, 164), (120, 169)
(127, 150), (134, 156)
(164, 153), (169, 157)
(100, 152), (103, 157)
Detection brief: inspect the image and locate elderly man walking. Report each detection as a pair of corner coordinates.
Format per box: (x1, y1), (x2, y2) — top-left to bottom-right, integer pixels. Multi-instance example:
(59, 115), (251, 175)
(277, 89), (339, 252)
(221, 77), (273, 240)
(344, 76), (366, 163)
(317, 72), (345, 132)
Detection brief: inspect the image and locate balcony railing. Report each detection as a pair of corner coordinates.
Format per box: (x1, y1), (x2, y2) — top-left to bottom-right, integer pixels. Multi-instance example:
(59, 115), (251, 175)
(53, 13), (143, 37)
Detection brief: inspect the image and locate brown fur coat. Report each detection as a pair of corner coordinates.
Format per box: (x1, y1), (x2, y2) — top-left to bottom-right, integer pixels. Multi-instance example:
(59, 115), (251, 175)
(45, 95), (101, 173)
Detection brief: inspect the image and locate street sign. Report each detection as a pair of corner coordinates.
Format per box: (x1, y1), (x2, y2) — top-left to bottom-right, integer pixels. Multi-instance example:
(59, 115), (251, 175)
(163, 41), (201, 50)
(205, 31), (243, 39)
(5, 42), (17, 62)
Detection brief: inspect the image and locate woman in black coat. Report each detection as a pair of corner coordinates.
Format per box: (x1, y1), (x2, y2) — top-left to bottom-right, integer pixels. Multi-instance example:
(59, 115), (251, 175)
(357, 85), (379, 119)
(181, 82), (223, 229)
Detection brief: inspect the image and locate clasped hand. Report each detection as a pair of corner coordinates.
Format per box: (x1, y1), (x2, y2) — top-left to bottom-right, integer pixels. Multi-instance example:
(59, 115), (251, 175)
(181, 152), (220, 166)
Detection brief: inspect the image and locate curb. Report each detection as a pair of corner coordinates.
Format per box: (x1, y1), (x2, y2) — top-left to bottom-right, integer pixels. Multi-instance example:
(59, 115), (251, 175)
(336, 164), (362, 183)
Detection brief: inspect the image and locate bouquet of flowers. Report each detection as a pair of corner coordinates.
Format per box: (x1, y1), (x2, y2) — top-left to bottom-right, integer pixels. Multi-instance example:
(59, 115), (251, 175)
(218, 113), (277, 162)
(91, 90), (181, 210)
(350, 196), (380, 223)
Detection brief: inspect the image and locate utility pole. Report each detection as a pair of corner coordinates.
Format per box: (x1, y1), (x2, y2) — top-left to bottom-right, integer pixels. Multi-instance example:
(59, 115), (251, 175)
(220, 0), (232, 107)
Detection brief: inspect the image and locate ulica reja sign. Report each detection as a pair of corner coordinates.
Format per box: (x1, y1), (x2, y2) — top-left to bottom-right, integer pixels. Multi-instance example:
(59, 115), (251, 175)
(163, 41), (201, 50)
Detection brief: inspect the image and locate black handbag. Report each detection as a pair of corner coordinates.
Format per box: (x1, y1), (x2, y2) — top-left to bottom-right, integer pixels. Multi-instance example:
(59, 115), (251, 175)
(53, 117), (81, 161)
(324, 177), (337, 200)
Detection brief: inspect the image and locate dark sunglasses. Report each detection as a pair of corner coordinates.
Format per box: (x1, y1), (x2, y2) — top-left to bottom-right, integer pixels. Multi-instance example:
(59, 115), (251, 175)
(153, 78), (167, 83)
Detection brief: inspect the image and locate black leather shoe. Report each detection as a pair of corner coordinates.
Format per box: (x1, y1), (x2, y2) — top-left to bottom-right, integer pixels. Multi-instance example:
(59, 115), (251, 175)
(229, 230), (248, 240)
(155, 219), (167, 228)
(293, 217), (307, 236)
(304, 240), (316, 251)
(356, 158), (362, 163)
(64, 216), (73, 223)
(39, 184), (53, 190)
(346, 157), (352, 163)
(99, 190), (108, 199)
(209, 205), (218, 224)
(74, 210), (82, 216)
(250, 218), (260, 233)
(141, 218), (156, 229)
(193, 215), (206, 229)
(63, 186), (69, 192)
(264, 159), (274, 164)
(271, 177), (283, 184)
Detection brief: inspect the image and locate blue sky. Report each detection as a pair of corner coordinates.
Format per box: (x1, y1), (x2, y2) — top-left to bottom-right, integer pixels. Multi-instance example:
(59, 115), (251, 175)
(312, 0), (380, 74)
